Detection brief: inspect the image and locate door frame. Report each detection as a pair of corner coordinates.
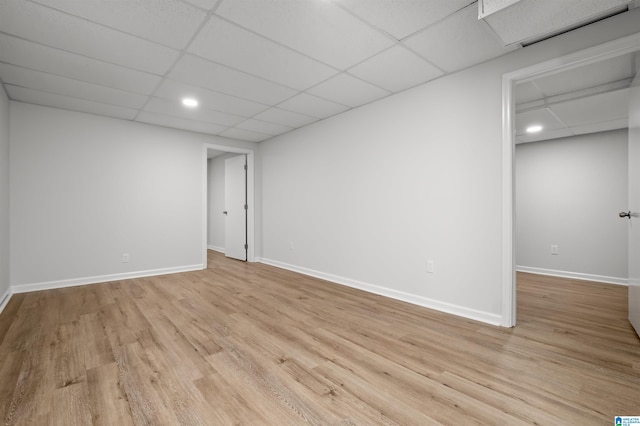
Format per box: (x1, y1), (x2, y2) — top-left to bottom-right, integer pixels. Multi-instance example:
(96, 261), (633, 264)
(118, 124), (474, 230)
(202, 144), (255, 267)
(501, 32), (640, 327)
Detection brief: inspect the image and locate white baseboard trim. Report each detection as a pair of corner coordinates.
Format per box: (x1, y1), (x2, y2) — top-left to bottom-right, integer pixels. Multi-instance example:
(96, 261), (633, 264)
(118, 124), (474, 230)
(260, 258), (502, 326)
(516, 265), (628, 286)
(0, 287), (12, 315)
(11, 264), (205, 295)
(207, 245), (225, 253)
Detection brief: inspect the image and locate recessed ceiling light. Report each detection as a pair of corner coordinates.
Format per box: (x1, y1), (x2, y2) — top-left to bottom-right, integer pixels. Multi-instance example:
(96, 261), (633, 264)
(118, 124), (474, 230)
(526, 124), (543, 133)
(182, 97), (198, 108)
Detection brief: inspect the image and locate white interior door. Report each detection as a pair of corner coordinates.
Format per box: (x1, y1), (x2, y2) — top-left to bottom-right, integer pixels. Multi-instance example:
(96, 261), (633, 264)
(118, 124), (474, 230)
(224, 155), (247, 261)
(628, 68), (640, 337)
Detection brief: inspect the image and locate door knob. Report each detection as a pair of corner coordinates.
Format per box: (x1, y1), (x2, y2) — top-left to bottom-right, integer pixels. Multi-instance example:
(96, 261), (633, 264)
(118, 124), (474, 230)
(223, 211), (228, 215)
(619, 211), (631, 219)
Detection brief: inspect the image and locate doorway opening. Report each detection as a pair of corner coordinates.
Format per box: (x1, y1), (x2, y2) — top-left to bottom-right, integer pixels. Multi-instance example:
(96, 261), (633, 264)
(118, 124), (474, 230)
(501, 33), (640, 327)
(202, 144), (255, 268)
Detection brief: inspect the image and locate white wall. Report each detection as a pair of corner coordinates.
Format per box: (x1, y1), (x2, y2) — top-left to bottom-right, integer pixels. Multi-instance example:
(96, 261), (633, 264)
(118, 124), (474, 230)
(515, 130), (628, 282)
(0, 86), (9, 304)
(10, 102), (256, 289)
(207, 153), (239, 251)
(258, 9), (640, 325)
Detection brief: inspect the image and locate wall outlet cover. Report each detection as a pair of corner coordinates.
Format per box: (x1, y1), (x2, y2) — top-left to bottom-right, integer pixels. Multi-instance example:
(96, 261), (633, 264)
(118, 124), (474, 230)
(426, 260), (435, 273)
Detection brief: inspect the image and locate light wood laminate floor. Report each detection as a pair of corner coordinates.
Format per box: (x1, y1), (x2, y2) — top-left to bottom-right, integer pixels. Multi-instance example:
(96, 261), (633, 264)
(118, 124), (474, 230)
(0, 250), (639, 425)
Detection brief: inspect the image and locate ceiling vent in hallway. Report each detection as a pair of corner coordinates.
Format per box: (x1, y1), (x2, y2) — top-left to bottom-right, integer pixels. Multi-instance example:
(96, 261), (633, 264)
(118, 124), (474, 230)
(479, 0), (634, 46)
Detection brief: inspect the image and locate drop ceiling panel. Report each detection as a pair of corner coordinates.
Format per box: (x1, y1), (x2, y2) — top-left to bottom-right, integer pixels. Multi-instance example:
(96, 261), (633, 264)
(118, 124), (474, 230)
(515, 81), (545, 104)
(220, 127), (271, 142)
(6, 85), (138, 120)
(348, 46), (444, 92)
(0, 0), (179, 74)
(30, 0), (207, 49)
(479, 0), (521, 18)
(215, 0), (394, 69)
(189, 17), (338, 90)
(0, 63), (148, 109)
(153, 79), (269, 117)
(569, 118), (628, 135)
(144, 97), (246, 127)
(253, 107), (318, 128)
(235, 119), (292, 136)
(183, 0), (218, 11)
(516, 107), (566, 135)
(337, 0), (476, 40)
(0, 35), (162, 94)
(549, 89), (630, 127)
(307, 73), (391, 108)
(136, 111), (227, 135)
(207, 149), (226, 159)
(482, 0), (630, 46)
(404, 4), (517, 72)
(277, 93), (349, 119)
(169, 54), (296, 105)
(533, 53), (635, 97)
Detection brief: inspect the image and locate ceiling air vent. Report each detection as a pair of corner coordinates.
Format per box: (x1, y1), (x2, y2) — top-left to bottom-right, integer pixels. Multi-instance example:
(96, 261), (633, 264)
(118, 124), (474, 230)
(479, 0), (631, 46)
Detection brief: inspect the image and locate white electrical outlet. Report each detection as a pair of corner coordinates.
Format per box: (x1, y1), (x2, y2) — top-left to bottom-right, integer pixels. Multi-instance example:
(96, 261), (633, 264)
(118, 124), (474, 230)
(289, 241), (295, 250)
(122, 253), (129, 263)
(426, 260), (435, 273)
(551, 245), (559, 255)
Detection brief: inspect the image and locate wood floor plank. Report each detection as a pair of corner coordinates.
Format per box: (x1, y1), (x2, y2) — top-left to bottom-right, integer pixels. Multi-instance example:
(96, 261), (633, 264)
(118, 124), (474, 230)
(4, 325), (57, 425)
(312, 359), (445, 425)
(0, 295), (47, 354)
(49, 382), (93, 426)
(79, 312), (116, 371)
(113, 342), (182, 425)
(54, 320), (86, 390)
(86, 363), (134, 426)
(275, 356), (386, 425)
(0, 294), (25, 346)
(0, 351), (25, 421)
(98, 297), (152, 348)
(205, 350), (307, 425)
(147, 315), (217, 382)
(0, 250), (638, 424)
(194, 372), (266, 425)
